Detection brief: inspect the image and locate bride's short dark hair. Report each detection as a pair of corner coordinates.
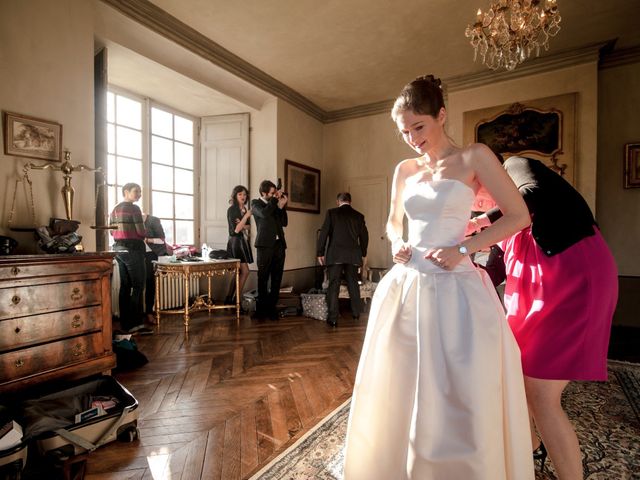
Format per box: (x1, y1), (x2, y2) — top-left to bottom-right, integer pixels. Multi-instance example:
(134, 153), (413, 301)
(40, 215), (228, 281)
(391, 75), (445, 121)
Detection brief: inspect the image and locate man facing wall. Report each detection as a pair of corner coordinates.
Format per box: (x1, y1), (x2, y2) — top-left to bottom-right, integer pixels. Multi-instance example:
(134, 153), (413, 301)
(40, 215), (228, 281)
(317, 192), (369, 327)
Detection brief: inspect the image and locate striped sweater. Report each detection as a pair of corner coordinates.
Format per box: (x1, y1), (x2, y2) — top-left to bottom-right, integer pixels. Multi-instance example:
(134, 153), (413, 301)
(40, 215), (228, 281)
(110, 202), (146, 241)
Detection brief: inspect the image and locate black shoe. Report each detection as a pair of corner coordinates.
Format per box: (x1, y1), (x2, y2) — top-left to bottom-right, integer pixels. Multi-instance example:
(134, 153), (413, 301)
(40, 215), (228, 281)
(352, 314), (360, 320)
(128, 326), (154, 335)
(251, 310), (266, 320)
(327, 319), (338, 327)
(533, 442), (547, 472)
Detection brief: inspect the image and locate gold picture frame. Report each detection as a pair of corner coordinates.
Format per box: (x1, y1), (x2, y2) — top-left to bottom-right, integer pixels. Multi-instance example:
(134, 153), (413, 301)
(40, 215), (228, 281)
(3, 111), (62, 162)
(284, 159), (321, 214)
(624, 143), (640, 189)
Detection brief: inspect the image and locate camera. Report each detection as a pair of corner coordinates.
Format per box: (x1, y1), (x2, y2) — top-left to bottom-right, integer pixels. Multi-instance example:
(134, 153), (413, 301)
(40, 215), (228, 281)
(276, 178), (287, 196)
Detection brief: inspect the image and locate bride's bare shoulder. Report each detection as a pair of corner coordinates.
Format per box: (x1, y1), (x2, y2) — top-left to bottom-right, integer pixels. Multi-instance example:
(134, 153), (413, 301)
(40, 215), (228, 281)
(395, 157), (421, 176)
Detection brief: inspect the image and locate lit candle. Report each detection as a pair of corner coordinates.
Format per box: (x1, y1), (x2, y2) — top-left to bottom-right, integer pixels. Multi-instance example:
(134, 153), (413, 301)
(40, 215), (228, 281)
(477, 8), (482, 21)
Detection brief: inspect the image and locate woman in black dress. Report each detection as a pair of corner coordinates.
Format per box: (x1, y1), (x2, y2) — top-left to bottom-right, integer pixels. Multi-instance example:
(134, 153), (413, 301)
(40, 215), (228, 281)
(227, 185), (253, 299)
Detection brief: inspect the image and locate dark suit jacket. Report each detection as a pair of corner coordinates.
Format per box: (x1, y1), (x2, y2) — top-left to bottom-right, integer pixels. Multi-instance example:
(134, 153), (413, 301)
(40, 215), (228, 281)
(486, 156), (596, 256)
(317, 204), (368, 265)
(251, 197), (288, 248)
(144, 214), (168, 256)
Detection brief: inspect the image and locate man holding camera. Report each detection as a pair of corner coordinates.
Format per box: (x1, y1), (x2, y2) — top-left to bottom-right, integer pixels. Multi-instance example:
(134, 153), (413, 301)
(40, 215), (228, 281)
(251, 180), (288, 320)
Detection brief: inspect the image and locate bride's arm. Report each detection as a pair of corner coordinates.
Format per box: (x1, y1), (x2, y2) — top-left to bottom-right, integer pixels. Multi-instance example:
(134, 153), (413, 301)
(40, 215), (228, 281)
(426, 144), (529, 270)
(462, 144), (530, 252)
(387, 161), (412, 263)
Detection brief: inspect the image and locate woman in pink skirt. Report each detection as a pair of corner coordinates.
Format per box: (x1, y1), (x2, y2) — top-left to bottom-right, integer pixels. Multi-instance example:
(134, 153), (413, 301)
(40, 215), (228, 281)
(471, 156), (618, 480)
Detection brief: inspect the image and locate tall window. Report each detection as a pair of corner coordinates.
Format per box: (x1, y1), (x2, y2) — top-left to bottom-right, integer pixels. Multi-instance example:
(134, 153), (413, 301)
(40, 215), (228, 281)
(106, 89), (196, 246)
(150, 107), (195, 246)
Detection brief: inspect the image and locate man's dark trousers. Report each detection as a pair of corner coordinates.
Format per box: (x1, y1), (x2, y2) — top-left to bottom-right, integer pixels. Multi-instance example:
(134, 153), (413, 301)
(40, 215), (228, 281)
(326, 263), (361, 323)
(256, 239), (286, 316)
(114, 244), (146, 331)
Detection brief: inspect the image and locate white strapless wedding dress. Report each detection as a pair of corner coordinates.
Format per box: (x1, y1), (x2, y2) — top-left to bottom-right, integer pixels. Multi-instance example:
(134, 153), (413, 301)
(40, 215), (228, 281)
(343, 180), (534, 479)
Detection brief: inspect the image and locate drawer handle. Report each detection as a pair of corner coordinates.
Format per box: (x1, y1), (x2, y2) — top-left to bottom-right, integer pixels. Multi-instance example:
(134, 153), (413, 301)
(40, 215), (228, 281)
(11, 295), (20, 305)
(14, 327), (20, 334)
(15, 358), (24, 368)
(70, 288), (83, 301)
(71, 344), (86, 357)
(11, 267), (20, 276)
(71, 315), (83, 329)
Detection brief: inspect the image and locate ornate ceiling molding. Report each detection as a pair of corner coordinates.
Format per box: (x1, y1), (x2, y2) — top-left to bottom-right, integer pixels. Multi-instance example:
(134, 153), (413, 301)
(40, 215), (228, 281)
(599, 45), (640, 70)
(99, 0), (327, 121)
(445, 40), (611, 92)
(97, 3), (633, 124)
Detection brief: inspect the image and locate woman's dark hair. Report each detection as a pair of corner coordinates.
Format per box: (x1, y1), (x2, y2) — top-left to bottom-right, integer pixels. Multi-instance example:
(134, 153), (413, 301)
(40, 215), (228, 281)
(391, 75), (445, 121)
(230, 185), (249, 207)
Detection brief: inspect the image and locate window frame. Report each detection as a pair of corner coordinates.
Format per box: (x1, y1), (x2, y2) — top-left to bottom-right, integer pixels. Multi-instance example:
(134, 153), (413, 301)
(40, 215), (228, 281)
(106, 85), (200, 247)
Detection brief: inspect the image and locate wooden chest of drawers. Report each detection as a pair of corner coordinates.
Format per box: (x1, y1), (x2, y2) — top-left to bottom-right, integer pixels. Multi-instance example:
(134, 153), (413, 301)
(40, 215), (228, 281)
(0, 253), (116, 394)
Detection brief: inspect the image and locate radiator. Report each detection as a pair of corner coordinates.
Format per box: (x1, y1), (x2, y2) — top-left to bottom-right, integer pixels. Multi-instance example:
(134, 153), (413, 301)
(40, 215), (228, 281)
(111, 259), (200, 315)
(157, 276), (200, 309)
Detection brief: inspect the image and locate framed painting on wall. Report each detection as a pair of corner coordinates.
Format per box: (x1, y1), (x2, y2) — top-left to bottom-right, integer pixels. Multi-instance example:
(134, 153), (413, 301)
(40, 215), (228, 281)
(624, 143), (640, 188)
(2, 111), (62, 161)
(284, 159), (321, 213)
(463, 93), (577, 183)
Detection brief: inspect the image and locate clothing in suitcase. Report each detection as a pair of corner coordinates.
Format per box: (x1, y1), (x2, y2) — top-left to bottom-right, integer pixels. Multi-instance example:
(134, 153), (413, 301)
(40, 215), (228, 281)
(21, 376), (139, 461)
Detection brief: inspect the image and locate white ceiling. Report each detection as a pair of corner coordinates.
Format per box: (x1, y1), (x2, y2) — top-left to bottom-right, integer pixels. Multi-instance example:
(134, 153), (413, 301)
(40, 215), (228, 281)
(99, 0), (640, 117)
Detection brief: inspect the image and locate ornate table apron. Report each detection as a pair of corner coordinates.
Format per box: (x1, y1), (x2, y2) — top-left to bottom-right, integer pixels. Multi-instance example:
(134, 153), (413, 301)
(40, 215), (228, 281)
(154, 259), (240, 329)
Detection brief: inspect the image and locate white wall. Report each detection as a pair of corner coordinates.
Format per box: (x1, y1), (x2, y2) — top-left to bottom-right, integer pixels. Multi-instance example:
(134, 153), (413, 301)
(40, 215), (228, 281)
(0, 0), (96, 252)
(276, 100), (325, 269)
(597, 61), (640, 276)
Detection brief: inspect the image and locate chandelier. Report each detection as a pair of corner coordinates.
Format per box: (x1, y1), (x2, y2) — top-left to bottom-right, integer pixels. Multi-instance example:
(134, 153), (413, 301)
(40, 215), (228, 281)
(465, 0), (561, 71)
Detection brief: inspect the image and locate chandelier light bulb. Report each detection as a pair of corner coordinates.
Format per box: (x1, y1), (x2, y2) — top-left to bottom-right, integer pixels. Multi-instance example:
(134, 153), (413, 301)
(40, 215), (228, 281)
(465, 0), (562, 71)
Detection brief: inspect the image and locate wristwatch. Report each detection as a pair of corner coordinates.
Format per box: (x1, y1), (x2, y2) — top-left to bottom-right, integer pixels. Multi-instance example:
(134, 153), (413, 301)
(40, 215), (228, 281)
(457, 244), (468, 255)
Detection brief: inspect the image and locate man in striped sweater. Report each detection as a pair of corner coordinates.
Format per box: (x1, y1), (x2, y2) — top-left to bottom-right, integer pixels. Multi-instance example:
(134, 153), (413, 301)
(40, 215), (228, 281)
(110, 183), (153, 335)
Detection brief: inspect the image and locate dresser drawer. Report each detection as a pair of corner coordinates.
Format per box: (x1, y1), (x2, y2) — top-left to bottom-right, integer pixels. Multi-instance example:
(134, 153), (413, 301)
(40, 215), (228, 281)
(0, 280), (101, 320)
(0, 306), (103, 351)
(0, 260), (110, 282)
(0, 332), (105, 383)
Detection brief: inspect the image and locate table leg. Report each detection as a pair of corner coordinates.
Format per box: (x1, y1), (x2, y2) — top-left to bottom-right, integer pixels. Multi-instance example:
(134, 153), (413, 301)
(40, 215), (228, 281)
(235, 263), (240, 321)
(155, 272), (161, 327)
(183, 273), (190, 329)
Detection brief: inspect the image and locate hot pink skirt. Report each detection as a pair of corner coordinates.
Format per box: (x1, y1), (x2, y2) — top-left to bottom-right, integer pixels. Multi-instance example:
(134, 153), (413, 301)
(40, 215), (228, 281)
(502, 227), (618, 380)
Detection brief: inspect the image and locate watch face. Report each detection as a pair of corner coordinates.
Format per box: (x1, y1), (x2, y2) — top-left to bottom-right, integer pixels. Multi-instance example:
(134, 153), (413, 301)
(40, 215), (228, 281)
(458, 245), (468, 255)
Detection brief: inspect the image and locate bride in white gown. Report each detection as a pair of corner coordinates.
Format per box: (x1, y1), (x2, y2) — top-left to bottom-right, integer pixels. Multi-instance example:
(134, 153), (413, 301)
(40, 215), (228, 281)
(343, 75), (535, 479)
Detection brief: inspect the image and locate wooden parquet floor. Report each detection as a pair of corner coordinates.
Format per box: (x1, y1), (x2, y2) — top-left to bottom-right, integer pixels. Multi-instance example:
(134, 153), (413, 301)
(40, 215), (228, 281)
(85, 311), (367, 480)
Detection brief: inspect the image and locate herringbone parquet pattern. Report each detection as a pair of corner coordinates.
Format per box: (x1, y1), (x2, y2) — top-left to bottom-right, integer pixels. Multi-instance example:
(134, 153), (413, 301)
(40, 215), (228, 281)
(84, 311), (367, 479)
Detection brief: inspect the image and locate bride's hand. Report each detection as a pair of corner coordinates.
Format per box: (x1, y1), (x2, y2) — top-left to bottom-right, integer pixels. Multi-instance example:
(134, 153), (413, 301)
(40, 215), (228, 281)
(392, 241), (412, 264)
(425, 246), (464, 270)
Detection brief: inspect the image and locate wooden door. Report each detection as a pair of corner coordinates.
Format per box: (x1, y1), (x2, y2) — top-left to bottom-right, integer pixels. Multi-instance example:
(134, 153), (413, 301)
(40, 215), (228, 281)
(200, 114), (249, 251)
(343, 176), (391, 269)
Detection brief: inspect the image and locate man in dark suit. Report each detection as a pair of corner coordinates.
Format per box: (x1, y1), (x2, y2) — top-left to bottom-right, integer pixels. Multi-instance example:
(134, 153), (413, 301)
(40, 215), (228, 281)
(251, 180), (288, 319)
(317, 192), (368, 327)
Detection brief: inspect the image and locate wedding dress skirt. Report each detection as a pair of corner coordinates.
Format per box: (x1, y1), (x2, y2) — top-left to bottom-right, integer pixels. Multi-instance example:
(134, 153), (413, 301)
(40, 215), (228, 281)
(343, 180), (534, 479)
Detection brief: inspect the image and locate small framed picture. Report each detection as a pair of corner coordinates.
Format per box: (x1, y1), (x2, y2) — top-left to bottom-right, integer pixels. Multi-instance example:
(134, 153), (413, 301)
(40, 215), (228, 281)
(624, 143), (640, 189)
(3, 111), (62, 161)
(284, 159), (321, 213)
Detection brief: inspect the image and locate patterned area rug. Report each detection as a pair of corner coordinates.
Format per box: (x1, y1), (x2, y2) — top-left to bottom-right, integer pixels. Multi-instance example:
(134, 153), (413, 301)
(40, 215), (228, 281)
(250, 361), (640, 480)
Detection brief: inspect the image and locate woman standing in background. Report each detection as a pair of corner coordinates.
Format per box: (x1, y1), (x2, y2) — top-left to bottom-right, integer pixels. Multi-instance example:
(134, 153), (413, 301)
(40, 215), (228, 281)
(227, 185), (253, 300)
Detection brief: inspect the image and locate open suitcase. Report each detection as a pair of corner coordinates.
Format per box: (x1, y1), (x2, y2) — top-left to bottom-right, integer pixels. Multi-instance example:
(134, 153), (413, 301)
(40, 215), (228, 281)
(21, 376), (139, 463)
(0, 440), (27, 479)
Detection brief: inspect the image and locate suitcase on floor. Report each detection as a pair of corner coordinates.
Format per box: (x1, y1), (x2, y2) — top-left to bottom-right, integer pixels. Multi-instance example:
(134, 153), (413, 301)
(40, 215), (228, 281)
(277, 293), (302, 317)
(0, 441), (27, 480)
(21, 376), (139, 462)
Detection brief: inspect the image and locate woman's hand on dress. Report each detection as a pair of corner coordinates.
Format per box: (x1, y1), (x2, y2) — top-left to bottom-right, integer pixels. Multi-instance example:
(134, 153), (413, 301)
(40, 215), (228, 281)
(425, 246), (464, 270)
(392, 241), (412, 264)
(245, 208), (252, 218)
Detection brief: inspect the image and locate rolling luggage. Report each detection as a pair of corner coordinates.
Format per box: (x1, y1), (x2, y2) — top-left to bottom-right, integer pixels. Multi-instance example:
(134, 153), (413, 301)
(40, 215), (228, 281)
(21, 376), (139, 462)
